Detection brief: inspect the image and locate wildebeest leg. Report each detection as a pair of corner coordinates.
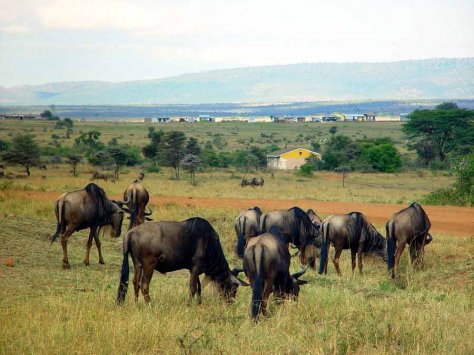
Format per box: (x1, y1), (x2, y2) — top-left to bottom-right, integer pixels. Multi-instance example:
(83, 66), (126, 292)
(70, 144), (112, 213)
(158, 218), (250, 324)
(189, 267), (202, 304)
(61, 228), (75, 269)
(333, 248), (343, 275)
(357, 251), (363, 275)
(394, 241), (406, 276)
(83, 227), (96, 266)
(350, 251), (356, 273)
(93, 231), (105, 264)
(261, 285), (272, 317)
(132, 262), (142, 303)
(409, 237), (425, 269)
(140, 263), (155, 304)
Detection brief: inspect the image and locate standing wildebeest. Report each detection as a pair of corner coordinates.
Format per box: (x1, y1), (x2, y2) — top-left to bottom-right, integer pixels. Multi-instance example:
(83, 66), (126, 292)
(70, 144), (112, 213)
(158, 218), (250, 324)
(91, 171), (114, 182)
(318, 212), (386, 275)
(121, 180), (153, 230)
(116, 217), (248, 305)
(51, 183), (127, 269)
(244, 226), (307, 320)
(241, 178), (252, 187)
(38, 164), (47, 170)
(235, 207), (263, 258)
(252, 177), (264, 187)
(260, 207), (321, 269)
(386, 202), (432, 278)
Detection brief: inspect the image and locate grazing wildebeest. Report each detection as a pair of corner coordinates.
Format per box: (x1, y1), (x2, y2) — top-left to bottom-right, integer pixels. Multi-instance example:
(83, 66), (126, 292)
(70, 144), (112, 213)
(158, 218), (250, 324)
(121, 180), (153, 230)
(38, 164), (47, 170)
(241, 178), (252, 187)
(116, 217), (248, 305)
(260, 207), (321, 269)
(252, 177), (264, 187)
(386, 202), (432, 278)
(243, 226), (307, 320)
(318, 212), (386, 275)
(51, 183), (127, 269)
(91, 171), (114, 182)
(234, 207), (263, 258)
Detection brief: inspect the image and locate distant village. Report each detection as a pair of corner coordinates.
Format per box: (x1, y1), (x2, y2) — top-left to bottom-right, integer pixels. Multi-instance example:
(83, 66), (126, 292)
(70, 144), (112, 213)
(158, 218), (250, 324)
(0, 112), (410, 123)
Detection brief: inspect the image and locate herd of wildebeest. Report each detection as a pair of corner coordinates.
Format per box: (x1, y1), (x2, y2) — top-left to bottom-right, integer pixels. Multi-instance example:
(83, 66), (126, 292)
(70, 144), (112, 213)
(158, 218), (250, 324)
(51, 176), (432, 320)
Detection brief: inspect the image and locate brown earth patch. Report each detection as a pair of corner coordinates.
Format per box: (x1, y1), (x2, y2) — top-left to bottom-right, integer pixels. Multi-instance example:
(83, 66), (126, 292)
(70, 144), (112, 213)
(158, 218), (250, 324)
(4, 190), (474, 237)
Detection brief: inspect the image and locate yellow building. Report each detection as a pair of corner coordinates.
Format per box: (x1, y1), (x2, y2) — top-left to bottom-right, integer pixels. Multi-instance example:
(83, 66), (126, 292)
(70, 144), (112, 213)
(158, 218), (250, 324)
(266, 148), (321, 170)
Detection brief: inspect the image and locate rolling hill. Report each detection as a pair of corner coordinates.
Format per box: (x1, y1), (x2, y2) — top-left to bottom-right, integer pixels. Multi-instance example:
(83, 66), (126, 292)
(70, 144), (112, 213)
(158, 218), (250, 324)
(1, 58), (473, 105)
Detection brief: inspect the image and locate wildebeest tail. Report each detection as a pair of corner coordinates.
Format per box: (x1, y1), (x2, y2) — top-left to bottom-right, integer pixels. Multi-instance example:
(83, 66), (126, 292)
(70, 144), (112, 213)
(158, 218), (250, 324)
(251, 245), (264, 320)
(318, 222), (330, 274)
(117, 230), (133, 305)
(387, 221), (396, 272)
(50, 199), (64, 244)
(236, 217), (246, 258)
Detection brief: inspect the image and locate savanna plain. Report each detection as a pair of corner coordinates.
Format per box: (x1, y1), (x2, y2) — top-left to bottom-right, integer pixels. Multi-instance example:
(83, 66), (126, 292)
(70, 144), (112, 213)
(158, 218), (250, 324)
(0, 120), (473, 354)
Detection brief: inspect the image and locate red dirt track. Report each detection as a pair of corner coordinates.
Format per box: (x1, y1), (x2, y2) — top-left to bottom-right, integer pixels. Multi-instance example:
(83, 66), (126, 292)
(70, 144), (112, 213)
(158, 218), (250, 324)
(3, 190), (473, 237)
(152, 195), (474, 237)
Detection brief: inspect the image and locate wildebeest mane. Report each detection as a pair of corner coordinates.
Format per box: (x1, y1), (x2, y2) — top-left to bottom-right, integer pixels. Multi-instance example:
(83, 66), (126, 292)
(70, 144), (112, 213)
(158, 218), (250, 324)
(288, 206), (316, 246)
(182, 217), (230, 280)
(252, 206), (263, 216)
(268, 225), (286, 244)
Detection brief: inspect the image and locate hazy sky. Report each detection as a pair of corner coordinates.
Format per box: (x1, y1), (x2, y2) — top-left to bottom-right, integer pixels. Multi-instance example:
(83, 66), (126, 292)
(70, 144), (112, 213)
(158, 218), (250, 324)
(1, 0), (473, 87)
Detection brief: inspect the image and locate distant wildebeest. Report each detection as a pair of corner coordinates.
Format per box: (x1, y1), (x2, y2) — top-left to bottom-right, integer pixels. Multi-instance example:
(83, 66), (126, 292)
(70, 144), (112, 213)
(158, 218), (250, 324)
(260, 207), (321, 269)
(116, 217), (249, 305)
(235, 207), (263, 258)
(252, 177), (264, 187)
(318, 212), (386, 275)
(386, 202), (432, 278)
(51, 183), (127, 269)
(38, 164), (47, 170)
(241, 178), (252, 187)
(138, 172), (145, 181)
(121, 180), (153, 231)
(243, 226), (307, 320)
(91, 171), (114, 182)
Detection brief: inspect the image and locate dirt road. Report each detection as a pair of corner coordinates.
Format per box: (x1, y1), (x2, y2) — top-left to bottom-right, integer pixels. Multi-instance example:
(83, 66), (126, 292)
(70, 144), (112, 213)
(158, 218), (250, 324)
(3, 190), (473, 237)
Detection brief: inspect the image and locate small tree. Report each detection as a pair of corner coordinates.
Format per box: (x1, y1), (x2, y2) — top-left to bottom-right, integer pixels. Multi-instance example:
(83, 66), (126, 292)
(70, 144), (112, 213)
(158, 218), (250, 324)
(67, 154), (82, 176)
(143, 127), (164, 171)
(3, 134), (40, 176)
(55, 118), (74, 138)
(334, 165), (351, 187)
(329, 126), (338, 137)
(180, 154), (201, 185)
(186, 137), (201, 156)
(162, 131), (187, 180)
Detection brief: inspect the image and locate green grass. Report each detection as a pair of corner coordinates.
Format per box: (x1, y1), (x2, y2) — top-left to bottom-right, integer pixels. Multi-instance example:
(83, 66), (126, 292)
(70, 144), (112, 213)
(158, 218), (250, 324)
(0, 208), (472, 354)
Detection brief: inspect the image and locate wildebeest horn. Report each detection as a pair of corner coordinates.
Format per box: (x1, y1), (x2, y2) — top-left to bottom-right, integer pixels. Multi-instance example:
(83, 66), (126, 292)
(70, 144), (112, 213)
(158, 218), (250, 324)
(145, 206), (153, 216)
(145, 217), (153, 221)
(231, 267), (244, 276)
(292, 268), (306, 279)
(290, 244), (299, 249)
(121, 207), (131, 214)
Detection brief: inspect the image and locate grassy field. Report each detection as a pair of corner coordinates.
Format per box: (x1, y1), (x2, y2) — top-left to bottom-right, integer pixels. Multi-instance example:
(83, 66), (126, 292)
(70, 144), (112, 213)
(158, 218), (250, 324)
(0, 164), (473, 354)
(0, 119), (407, 153)
(1, 120), (473, 353)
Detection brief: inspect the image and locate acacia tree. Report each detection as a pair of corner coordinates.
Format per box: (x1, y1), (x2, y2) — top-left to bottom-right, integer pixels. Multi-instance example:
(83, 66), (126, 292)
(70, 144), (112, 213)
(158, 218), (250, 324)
(55, 118), (74, 138)
(67, 154), (82, 176)
(180, 154), (201, 184)
(403, 103), (474, 162)
(3, 134), (40, 176)
(142, 127), (164, 170)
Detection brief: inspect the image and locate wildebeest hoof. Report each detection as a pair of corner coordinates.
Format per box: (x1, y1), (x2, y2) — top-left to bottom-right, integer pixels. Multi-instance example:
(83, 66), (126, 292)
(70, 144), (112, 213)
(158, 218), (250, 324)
(99, 259), (105, 265)
(83, 260), (90, 266)
(63, 262), (71, 269)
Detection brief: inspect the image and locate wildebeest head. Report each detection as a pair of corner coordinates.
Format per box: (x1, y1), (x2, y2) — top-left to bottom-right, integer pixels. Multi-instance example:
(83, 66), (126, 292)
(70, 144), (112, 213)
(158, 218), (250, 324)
(109, 203), (125, 238)
(205, 268), (249, 302)
(287, 268), (308, 298)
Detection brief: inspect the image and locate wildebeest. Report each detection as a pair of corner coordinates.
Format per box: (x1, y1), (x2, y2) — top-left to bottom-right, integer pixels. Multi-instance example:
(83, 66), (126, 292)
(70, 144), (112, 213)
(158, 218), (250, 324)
(260, 207), (321, 269)
(306, 209), (322, 224)
(241, 178), (252, 187)
(121, 180), (153, 230)
(138, 172), (145, 181)
(386, 202), (432, 278)
(234, 207), (263, 258)
(243, 226), (307, 320)
(91, 171), (114, 182)
(51, 183), (127, 269)
(116, 217), (248, 305)
(318, 212), (386, 275)
(252, 177), (264, 187)
(38, 164), (47, 170)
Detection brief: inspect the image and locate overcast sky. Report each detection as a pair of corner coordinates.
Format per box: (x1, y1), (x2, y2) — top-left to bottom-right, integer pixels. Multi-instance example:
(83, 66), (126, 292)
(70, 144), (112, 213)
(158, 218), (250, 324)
(1, 0), (473, 87)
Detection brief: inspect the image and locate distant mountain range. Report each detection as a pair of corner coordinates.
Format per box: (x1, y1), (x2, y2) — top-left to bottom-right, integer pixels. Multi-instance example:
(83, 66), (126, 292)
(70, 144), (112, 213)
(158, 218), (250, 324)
(1, 58), (473, 105)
